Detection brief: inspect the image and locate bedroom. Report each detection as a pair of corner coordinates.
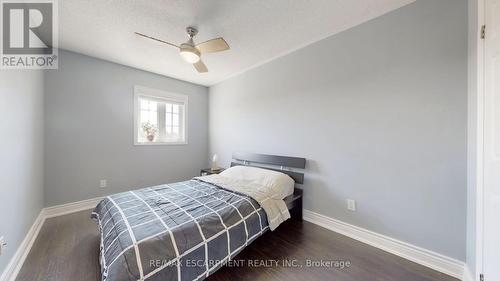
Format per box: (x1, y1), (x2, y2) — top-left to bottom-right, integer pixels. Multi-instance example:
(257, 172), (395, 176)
(0, 0), (497, 281)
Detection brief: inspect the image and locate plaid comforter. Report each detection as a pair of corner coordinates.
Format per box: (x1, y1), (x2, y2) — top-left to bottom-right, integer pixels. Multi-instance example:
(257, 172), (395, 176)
(91, 179), (268, 281)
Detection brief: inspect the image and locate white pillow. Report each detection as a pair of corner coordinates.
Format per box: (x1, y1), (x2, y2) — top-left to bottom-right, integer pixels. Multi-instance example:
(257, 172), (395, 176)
(220, 166), (295, 199)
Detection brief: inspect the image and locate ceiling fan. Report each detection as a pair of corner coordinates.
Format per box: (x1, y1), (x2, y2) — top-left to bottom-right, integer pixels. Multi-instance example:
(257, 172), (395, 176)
(135, 27), (230, 73)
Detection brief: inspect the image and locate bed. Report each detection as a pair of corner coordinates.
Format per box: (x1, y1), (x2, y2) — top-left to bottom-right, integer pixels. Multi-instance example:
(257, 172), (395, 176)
(91, 153), (306, 281)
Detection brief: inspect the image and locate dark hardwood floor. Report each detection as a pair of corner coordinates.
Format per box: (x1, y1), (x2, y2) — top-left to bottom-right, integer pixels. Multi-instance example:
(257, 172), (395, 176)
(16, 210), (459, 281)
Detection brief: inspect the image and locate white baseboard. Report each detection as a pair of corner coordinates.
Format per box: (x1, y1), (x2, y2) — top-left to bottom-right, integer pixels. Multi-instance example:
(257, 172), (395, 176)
(0, 196), (103, 281)
(303, 209), (465, 279)
(0, 212), (45, 281)
(43, 197), (103, 218)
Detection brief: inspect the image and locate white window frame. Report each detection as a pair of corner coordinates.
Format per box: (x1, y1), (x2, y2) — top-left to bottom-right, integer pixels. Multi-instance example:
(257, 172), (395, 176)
(134, 85), (188, 145)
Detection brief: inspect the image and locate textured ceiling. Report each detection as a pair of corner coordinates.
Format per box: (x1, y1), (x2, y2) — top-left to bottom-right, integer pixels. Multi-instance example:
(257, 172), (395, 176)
(59, 0), (415, 86)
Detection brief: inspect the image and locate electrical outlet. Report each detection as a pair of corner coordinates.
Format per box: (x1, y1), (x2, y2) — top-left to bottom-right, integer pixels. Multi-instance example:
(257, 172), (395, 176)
(100, 179), (107, 188)
(347, 199), (356, 211)
(0, 236), (6, 256)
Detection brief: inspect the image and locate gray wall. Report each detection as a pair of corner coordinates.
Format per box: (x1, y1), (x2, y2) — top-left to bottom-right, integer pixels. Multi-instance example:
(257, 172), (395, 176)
(44, 50), (209, 206)
(0, 71), (45, 273)
(209, 0), (467, 260)
(466, 0), (479, 277)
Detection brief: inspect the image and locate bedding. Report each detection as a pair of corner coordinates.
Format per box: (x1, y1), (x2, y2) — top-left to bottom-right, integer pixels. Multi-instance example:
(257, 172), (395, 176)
(219, 165), (295, 199)
(197, 173), (290, 230)
(92, 177), (285, 281)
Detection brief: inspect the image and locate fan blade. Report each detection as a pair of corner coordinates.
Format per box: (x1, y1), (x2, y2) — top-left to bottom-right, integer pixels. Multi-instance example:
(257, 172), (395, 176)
(195, 38), (229, 53)
(193, 59), (208, 73)
(135, 32), (179, 49)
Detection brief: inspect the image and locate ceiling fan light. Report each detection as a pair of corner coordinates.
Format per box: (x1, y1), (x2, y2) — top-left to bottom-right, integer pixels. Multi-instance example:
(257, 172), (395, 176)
(180, 50), (200, 63)
(180, 43), (200, 64)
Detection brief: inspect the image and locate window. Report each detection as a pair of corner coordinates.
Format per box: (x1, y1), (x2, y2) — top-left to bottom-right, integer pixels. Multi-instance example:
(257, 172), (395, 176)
(134, 86), (187, 145)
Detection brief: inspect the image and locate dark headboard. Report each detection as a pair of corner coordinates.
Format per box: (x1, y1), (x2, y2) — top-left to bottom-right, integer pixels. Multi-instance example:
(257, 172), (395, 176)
(230, 152), (306, 184)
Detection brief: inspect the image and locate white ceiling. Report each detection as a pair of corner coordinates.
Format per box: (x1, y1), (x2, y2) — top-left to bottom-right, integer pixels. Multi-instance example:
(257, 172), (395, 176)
(59, 0), (415, 86)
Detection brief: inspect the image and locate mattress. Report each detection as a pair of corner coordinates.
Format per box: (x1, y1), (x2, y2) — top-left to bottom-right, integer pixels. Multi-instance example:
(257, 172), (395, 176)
(91, 179), (268, 281)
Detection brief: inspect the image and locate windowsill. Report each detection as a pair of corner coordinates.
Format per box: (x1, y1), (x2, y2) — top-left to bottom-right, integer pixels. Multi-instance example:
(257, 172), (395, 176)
(134, 141), (188, 146)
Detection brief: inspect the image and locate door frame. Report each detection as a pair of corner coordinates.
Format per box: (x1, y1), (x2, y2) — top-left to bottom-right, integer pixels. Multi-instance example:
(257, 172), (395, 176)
(469, 0), (485, 280)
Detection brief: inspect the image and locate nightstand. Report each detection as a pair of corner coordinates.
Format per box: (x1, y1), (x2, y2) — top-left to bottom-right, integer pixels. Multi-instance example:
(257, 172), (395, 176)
(200, 168), (225, 176)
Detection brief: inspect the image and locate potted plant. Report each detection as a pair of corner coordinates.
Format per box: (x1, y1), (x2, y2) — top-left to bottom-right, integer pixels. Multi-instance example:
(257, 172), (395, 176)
(142, 122), (157, 142)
